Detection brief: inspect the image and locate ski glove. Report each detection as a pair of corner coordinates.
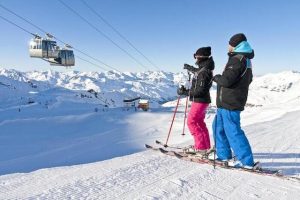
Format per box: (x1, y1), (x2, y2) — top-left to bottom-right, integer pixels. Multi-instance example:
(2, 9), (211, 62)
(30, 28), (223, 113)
(183, 64), (194, 71)
(213, 74), (221, 83)
(177, 85), (189, 96)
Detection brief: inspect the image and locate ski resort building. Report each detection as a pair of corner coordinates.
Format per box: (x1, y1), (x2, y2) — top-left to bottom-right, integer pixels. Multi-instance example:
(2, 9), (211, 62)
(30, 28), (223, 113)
(123, 97), (141, 111)
(138, 99), (149, 111)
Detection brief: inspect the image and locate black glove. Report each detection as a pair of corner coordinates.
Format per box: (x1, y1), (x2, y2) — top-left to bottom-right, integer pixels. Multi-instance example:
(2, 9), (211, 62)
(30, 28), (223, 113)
(183, 63), (193, 71)
(213, 74), (221, 82)
(177, 85), (189, 96)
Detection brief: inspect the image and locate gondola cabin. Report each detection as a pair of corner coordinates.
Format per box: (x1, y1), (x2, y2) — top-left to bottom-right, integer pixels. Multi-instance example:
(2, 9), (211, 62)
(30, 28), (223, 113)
(49, 49), (75, 67)
(29, 37), (59, 58)
(138, 99), (149, 111)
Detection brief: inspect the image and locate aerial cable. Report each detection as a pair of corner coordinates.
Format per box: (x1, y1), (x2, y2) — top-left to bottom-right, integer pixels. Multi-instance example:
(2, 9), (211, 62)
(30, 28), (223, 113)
(0, 14), (35, 36)
(0, 4), (48, 35)
(79, 0), (161, 71)
(57, 0), (150, 71)
(0, 14), (115, 72)
(71, 47), (121, 72)
(0, 3), (122, 73)
(75, 55), (109, 71)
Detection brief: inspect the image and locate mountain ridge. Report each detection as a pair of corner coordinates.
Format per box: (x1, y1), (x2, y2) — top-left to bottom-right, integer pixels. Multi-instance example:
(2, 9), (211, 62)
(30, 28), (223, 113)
(1, 68), (300, 109)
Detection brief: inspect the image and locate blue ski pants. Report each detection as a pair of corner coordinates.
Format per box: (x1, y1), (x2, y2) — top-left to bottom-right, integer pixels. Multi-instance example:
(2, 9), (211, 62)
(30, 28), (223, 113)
(212, 108), (254, 166)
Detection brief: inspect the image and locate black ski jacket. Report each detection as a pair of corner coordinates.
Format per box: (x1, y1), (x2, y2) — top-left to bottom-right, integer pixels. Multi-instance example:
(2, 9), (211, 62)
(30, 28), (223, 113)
(187, 57), (215, 103)
(215, 51), (254, 111)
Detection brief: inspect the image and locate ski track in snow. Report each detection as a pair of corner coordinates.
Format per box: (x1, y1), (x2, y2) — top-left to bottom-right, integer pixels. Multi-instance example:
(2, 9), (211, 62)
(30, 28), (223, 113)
(1, 109), (300, 199)
(1, 151), (300, 199)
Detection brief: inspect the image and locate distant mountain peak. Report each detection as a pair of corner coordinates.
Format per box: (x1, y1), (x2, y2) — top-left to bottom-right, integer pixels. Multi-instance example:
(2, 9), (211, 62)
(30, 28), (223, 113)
(1, 68), (299, 109)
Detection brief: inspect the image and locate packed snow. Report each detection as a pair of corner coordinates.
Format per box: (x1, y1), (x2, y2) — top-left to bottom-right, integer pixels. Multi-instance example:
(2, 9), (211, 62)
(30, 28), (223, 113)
(0, 69), (300, 199)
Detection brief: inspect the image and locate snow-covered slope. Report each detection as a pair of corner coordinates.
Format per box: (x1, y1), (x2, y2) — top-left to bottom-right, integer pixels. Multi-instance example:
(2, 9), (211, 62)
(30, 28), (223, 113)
(243, 71), (300, 125)
(1, 110), (300, 199)
(1, 69), (300, 199)
(248, 70), (300, 105)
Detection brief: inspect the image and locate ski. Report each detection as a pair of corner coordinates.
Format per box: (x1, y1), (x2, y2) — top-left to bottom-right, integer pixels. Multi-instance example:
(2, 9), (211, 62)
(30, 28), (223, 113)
(146, 144), (300, 181)
(159, 146), (229, 166)
(155, 140), (184, 150)
(145, 144), (164, 151)
(154, 140), (216, 156)
(145, 144), (185, 156)
(147, 145), (287, 178)
(179, 153), (282, 177)
(158, 146), (186, 157)
(162, 148), (280, 175)
(147, 144), (217, 160)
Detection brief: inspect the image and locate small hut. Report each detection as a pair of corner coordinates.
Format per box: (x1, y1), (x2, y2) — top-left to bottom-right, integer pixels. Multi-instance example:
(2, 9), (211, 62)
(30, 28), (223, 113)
(138, 99), (149, 111)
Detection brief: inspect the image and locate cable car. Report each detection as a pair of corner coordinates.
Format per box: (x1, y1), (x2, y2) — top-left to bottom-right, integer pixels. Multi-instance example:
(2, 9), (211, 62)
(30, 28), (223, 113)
(48, 49), (75, 67)
(29, 35), (59, 58)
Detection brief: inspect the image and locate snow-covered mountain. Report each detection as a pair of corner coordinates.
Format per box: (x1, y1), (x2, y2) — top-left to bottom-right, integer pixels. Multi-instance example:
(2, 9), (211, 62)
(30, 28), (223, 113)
(248, 70), (300, 106)
(0, 68), (187, 109)
(1, 68), (300, 110)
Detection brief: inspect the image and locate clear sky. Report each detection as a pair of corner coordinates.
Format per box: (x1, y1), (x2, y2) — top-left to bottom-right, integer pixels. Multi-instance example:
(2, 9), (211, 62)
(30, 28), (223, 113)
(0, 0), (300, 75)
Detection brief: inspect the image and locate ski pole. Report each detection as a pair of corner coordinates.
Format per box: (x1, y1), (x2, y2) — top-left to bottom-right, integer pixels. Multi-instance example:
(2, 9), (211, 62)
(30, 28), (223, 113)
(164, 95), (181, 147)
(181, 95), (189, 136)
(181, 72), (192, 136)
(213, 109), (217, 169)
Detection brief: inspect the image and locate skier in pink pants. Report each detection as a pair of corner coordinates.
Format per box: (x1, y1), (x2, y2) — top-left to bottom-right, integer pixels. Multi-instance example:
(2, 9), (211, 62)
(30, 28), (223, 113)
(177, 47), (214, 154)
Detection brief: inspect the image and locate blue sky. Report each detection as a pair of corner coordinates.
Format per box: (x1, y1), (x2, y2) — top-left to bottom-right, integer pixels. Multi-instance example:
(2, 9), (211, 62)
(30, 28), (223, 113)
(0, 0), (300, 74)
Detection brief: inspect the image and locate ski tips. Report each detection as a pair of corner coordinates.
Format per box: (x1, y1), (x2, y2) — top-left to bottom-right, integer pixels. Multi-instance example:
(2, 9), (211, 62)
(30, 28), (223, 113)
(155, 140), (168, 148)
(158, 148), (168, 153)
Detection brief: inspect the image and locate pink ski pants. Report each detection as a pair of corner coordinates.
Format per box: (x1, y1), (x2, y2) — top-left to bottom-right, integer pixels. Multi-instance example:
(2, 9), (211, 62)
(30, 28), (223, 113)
(187, 102), (211, 150)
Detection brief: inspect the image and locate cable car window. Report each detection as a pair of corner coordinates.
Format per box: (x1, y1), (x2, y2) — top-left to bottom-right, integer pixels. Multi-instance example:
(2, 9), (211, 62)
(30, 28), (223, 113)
(51, 43), (56, 51)
(38, 40), (41, 49)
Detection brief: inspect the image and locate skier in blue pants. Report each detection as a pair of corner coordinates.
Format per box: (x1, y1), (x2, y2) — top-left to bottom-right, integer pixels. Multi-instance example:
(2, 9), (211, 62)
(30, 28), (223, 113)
(212, 33), (255, 168)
